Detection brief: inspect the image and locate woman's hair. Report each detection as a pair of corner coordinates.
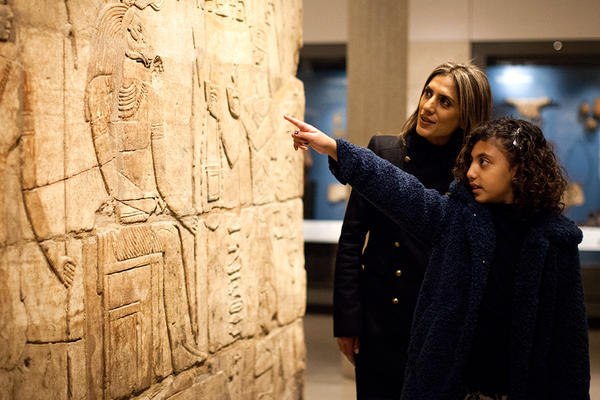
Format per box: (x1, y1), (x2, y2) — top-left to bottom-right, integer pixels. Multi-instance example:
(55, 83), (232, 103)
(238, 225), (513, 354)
(400, 62), (492, 139)
(453, 117), (568, 215)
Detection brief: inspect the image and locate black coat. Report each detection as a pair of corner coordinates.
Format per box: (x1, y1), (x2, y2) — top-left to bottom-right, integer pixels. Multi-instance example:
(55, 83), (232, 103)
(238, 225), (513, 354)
(333, 132), (461, 397)
(330, 139), (590, 400)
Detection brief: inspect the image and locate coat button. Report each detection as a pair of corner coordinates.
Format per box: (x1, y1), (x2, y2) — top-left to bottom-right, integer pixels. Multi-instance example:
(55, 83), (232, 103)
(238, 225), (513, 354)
(392, 298), (399, 305)
(404, 155), (411, 163)
(394, 241), (400, 248)
(361, 265), (365, 271)
(395, 269), (403, 277)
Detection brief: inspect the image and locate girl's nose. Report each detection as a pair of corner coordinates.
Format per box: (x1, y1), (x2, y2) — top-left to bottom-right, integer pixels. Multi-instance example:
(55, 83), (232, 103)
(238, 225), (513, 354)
(466, 164), (476, 180)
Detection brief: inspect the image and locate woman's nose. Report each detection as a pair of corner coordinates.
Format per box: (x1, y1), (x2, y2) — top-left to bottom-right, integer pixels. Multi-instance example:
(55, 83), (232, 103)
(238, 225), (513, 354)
(423, 97), (435, 113)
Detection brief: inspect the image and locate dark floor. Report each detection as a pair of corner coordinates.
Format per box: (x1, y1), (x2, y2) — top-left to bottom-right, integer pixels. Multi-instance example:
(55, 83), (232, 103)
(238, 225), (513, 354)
(304, 313), (600, 399)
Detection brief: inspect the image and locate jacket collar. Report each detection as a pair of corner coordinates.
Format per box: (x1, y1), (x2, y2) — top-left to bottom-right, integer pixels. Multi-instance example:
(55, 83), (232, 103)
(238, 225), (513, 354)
(449, 181), (582, 246)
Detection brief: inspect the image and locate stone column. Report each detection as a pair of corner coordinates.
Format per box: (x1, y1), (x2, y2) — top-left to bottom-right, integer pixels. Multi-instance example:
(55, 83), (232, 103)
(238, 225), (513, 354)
(347, 0), (409, 146)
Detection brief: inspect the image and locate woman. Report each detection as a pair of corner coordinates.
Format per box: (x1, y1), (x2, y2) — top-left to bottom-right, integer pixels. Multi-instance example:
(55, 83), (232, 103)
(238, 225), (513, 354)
(333, 62), (491, 399)
(288, 116), (590, 399)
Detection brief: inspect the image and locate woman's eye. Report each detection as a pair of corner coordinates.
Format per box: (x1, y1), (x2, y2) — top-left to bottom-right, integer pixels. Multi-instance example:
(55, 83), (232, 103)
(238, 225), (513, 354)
(440, 98), (450, 108)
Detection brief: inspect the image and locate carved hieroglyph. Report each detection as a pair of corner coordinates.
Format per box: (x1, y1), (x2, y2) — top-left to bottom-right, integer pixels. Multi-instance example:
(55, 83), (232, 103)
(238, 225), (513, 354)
(0, 0), (305, 398)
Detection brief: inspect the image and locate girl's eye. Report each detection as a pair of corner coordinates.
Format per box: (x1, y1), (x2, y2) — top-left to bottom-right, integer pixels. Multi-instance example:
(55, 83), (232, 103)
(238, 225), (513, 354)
(480, 158), (489, 166)
(423, 88), (432, 98)
(440, 98), (450, 108)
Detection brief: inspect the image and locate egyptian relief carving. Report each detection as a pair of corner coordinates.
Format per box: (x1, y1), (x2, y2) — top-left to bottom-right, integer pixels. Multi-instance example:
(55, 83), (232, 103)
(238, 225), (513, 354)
(85, 223), (205, 397)
(205, 0), (247, 21)
(85, 1), (166, 224)
(0, 2), (13, 42)
(205, 213), (254, 352)
(3, 0), (305, 398)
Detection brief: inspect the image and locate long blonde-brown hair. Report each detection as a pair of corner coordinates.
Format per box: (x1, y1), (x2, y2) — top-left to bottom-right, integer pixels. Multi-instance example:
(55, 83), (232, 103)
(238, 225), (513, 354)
(400, 62), (492, 140)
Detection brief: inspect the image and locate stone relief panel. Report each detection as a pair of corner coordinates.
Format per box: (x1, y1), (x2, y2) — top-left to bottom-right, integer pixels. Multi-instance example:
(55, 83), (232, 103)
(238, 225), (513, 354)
(0, 0), (304, 398)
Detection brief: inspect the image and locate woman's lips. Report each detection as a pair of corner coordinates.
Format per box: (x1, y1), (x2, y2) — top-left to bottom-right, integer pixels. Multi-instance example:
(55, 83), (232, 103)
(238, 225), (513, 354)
(420, 115), (435, 125)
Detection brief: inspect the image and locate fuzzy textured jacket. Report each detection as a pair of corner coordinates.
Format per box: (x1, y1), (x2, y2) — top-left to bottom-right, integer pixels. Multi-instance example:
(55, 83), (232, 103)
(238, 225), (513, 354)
(329, 139), (590, 400)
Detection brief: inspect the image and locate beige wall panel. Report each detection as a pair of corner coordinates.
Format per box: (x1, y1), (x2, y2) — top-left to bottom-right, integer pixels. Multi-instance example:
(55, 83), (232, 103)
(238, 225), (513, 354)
(408, 0), (470, 41)
(471, 0), (600, 40)
(302, 0), (346, 44)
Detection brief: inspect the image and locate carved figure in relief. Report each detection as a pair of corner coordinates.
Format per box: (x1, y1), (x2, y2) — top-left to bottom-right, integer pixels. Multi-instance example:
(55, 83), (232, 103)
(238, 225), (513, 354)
(203, 65), (250, 208)
(0, 2), (13, 41)
(0, 7), (78, 293)
(85, 1), (204, 384)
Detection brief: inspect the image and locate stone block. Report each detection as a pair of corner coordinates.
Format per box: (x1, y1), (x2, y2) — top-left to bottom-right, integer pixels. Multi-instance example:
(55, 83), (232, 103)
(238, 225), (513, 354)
(13, 343), (68, 400)
(168, 371), (231, 400)
(31, 113), (65, 186)
(66, 237), (85, 340)
(12, 0), (68, 32)
(19, 241), (69, 342)
(65, 121), (99, 177)
(0, 246), (27, 372)
(65, 167), (108, 233)
(22, 180), (65, 240)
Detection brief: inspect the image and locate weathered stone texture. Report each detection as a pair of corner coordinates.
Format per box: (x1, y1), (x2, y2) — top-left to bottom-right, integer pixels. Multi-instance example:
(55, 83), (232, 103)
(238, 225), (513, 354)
(0, 0), (305, 398)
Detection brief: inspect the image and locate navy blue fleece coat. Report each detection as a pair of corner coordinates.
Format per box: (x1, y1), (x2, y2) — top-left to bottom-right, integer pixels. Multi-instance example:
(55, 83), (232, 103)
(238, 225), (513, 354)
(330, 139), (590, 400)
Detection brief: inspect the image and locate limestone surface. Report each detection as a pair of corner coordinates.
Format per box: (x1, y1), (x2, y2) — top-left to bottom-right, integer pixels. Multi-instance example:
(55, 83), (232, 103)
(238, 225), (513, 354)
(0, 0), (306, 398)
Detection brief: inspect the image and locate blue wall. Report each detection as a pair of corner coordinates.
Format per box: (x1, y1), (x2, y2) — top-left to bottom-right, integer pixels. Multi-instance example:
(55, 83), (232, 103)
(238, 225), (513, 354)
(487, 65), (600, 225)
(299, 65), (600, 229)
(298, 69), (348, 220)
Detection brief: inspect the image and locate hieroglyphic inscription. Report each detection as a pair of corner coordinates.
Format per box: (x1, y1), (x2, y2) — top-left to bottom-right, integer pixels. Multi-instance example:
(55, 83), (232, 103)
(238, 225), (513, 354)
(204, 0), (246, 22)
(0, 2), (13, 42)
(206, 213), (251, 352)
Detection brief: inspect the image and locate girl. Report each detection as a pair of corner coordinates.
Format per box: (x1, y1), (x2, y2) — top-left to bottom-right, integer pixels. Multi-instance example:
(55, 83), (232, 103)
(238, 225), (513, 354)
(287, 115), (590, 400)
(333, 63), (491, 399)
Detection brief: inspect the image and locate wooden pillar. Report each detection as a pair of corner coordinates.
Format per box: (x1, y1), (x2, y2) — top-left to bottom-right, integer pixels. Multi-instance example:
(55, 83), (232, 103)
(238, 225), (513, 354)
(347, 0), (409, 147)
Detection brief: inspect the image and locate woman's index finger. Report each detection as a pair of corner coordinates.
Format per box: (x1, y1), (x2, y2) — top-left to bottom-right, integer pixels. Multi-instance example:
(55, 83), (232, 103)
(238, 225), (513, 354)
(283, 114), (314, 132)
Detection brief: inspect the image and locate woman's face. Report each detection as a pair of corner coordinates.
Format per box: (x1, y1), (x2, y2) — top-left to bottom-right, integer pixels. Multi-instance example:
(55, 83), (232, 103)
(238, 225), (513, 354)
(416, 74), (460, 145)
(466, 139), (516, 204)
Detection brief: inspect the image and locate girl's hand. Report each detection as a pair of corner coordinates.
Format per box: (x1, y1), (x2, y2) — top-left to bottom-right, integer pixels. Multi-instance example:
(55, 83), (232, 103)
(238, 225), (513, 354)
(283, 114), (338, 161)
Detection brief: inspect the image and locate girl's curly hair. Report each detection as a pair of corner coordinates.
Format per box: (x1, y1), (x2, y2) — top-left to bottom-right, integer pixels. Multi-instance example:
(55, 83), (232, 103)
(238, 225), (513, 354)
(453, 117), (567, 215)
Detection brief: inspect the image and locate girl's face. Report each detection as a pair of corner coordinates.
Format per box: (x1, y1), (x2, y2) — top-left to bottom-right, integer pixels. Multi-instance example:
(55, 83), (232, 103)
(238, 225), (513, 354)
(415, 74), (460, 145)
(467, 139), (516, 204)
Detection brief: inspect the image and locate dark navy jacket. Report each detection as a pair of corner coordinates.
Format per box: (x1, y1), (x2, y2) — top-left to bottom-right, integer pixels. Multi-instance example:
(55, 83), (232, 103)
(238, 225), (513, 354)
(330, 139), (590, 400)
(334, 133), (459, 342)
